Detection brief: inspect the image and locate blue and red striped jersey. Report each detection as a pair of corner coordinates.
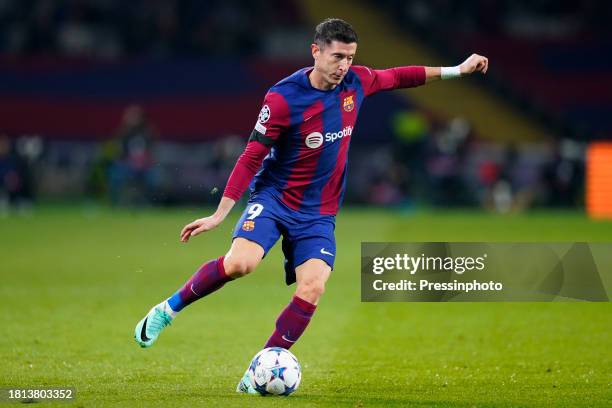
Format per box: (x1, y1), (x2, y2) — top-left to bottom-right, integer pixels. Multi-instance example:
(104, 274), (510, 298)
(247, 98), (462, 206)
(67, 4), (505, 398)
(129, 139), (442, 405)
(236, 65), (426, 215)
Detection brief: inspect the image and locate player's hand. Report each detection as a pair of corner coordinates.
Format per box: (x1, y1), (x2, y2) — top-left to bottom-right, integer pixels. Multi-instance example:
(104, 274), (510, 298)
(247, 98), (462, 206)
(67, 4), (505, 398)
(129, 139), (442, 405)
(459, 53), (488, 75)
(180, 215), (223, 243)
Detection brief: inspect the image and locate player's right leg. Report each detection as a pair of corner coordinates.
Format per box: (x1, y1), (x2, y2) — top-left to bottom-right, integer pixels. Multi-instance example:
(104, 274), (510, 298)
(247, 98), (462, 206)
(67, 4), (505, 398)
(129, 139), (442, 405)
(134, 238), (264, 348)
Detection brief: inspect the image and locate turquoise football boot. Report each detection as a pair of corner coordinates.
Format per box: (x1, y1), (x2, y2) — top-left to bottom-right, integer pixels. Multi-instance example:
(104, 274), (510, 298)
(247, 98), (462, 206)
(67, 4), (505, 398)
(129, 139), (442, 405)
(236, 369), (258, 394)
(134, 305), (173, 348)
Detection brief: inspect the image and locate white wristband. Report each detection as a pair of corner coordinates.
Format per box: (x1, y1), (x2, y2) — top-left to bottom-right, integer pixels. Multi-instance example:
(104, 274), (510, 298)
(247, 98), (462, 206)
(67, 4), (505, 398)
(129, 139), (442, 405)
(441, 66), (462, 80)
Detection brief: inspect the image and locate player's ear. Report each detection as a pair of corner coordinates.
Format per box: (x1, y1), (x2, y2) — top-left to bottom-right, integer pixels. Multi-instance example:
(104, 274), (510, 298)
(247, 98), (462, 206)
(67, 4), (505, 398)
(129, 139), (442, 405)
(311, 43), (320, 60)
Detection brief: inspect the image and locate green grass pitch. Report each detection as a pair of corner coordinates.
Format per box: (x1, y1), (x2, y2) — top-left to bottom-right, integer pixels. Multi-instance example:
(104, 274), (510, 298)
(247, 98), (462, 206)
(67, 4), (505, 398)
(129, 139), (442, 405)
(1, 206), (611, 407)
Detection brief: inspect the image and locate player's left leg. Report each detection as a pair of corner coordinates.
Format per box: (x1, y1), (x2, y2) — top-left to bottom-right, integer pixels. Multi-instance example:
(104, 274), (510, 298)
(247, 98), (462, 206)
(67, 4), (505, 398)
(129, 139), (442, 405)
(237, 259), (331, 394)
(261, 215), (336, 350)
(264, 259), (331, 349)
(237, 213), (335, 394)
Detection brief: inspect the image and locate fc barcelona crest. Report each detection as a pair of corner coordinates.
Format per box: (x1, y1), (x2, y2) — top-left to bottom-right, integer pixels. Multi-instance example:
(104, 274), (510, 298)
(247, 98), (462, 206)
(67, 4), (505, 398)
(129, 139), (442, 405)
(242, 220), (255, 231)
(343, 95), (354, 112)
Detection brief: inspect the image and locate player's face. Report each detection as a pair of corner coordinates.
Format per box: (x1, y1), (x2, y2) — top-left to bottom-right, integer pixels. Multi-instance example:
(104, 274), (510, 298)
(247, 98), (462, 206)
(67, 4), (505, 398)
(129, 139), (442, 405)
(312, 40), (357, 86)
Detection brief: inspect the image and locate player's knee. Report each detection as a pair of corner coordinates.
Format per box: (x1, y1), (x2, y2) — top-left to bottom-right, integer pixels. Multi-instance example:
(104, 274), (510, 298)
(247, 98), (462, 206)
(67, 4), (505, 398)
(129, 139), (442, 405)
(224, 256), (257, 278)
(296, 279), (326, 303)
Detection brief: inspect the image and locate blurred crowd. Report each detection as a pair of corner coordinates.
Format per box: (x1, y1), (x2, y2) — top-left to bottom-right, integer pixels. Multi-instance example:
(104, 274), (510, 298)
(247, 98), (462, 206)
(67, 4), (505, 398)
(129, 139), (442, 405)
(375, 0), (612, 142)
(0, 106), (586, 214)
(0, 0), (304, 58)
(0, 134), (39, 214)
(377, 0), (611, 38)
(0, 1), (595, 214)
(352, 111), (584, 212)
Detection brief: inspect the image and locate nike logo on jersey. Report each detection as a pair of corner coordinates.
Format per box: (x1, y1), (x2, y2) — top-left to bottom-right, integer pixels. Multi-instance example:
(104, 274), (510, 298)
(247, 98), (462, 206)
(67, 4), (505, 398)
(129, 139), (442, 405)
(320, 248), (334, 256)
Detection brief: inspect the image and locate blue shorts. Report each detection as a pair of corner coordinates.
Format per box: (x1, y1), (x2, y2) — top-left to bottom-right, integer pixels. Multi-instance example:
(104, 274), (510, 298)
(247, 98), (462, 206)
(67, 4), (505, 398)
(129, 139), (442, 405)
(232, 191), (336, 285)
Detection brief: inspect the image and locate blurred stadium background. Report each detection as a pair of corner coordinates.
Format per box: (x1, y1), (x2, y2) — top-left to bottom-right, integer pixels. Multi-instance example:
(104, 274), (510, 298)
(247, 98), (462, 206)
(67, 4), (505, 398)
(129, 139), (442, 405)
(2, 1), (611, 406)
(1, 0), (610, 215)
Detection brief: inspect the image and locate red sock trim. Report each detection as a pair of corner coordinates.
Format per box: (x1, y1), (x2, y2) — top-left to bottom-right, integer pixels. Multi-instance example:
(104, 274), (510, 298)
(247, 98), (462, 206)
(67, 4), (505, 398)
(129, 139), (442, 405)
(292, 295), (317, 314)
(217, 256), (231, 280)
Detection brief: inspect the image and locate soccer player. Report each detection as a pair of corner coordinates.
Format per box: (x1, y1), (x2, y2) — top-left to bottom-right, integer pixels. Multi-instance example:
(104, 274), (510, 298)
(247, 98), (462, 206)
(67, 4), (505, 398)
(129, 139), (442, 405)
(134, 18), (488, 393)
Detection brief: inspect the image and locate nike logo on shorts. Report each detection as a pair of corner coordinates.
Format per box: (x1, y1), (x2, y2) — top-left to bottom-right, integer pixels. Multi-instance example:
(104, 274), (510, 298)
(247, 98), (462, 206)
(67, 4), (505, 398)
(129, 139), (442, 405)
(320, 248), (334, 256)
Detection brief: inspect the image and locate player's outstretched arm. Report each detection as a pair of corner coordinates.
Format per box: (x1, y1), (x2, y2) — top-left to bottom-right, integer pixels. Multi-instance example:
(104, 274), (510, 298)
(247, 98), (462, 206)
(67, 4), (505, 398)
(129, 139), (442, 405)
(353, 54), (488, 95)
(424, 53), (489, 83)
(180, 197), (236, 242)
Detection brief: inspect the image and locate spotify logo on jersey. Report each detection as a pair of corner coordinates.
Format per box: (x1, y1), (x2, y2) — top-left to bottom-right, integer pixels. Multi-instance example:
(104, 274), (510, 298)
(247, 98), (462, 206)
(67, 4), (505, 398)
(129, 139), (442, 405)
(305, 132), (323, 149)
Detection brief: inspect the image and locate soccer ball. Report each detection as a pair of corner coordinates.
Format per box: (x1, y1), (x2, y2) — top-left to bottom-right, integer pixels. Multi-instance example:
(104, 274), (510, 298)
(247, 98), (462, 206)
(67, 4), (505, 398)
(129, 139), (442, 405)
(248, 347), (301, 396)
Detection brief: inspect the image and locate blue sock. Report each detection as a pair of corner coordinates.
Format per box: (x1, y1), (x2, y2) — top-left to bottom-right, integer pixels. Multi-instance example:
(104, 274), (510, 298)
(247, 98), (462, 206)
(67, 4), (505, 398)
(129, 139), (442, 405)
(167, 292), (185, 312)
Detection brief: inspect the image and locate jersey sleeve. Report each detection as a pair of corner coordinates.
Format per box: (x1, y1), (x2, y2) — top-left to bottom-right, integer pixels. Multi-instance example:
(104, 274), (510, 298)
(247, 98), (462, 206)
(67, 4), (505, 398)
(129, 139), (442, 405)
(222, 140), (271, 201)
(249, 91), (291, 146)
(352, 65), (426, 97)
